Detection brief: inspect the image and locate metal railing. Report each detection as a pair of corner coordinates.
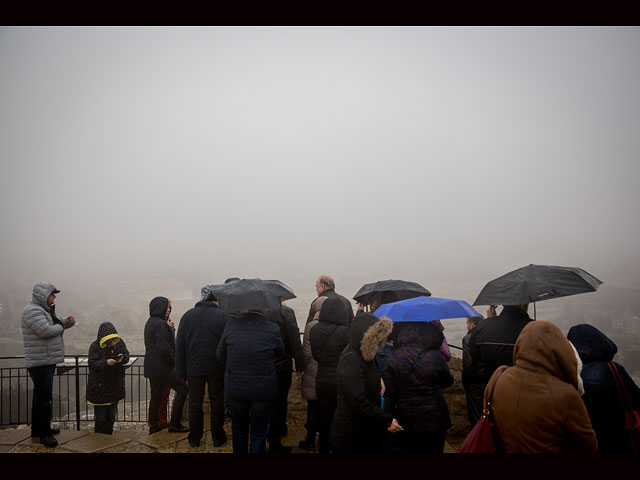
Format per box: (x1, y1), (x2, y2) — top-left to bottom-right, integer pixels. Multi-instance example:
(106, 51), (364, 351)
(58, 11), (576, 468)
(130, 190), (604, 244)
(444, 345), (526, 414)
(1, 355), (152, 430)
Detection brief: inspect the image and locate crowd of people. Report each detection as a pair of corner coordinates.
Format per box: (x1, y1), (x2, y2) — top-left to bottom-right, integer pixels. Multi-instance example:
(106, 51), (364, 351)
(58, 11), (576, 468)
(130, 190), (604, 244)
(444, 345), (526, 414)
(19, 277), (640, 453)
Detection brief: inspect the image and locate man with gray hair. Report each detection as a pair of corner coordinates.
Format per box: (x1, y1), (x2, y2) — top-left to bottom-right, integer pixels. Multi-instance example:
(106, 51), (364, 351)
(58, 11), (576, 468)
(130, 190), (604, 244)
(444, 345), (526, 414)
(306, 275), (354, 325)
(21, 282), (76, 447)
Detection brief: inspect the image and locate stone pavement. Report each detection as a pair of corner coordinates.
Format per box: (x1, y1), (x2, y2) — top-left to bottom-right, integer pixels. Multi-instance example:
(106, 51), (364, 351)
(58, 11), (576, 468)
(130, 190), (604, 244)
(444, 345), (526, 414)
(0, 420), (458, 453)
(0, 417), (316, 453)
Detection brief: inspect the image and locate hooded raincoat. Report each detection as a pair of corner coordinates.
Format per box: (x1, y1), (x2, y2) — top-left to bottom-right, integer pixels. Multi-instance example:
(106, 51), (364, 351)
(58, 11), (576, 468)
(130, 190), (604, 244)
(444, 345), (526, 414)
(488, 320), (598, 453)
(330, 312), (394, 452)
(567, 324), (640, 453)
(383, 322), (454, 434)
(87, 322), (130, 405)
(143, 297), (175, 379)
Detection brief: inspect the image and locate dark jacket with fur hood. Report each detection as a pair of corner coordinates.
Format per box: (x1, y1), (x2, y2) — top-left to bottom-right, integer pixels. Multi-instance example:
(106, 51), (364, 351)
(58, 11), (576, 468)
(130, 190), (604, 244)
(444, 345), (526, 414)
(87, 322), (130, 405)
(330, 312), (394, 452)
(310, 297), (351, 386)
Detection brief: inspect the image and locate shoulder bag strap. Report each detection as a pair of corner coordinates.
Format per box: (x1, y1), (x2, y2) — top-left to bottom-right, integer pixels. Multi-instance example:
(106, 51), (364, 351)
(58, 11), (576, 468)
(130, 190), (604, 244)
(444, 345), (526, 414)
(607, 361), (632, 411)
(483, 366), (508, 417)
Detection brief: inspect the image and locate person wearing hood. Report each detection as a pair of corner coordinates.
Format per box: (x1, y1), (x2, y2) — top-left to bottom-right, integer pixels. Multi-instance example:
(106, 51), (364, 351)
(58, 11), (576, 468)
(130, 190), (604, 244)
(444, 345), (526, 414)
(383, 321), (455, 453)
(330, 312), (403, 453)
(487, 320), (598, 453)
(143, 296), (189, 435)
(567, 324), (640, 453)
(21, 282), (76, 448)
(309, 296), (351, 453)
(87, 322), (130, 434)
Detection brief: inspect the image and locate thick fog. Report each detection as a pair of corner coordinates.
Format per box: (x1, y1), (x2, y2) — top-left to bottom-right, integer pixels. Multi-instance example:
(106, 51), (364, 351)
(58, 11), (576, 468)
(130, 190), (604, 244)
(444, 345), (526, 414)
(1, 27), (640, 354)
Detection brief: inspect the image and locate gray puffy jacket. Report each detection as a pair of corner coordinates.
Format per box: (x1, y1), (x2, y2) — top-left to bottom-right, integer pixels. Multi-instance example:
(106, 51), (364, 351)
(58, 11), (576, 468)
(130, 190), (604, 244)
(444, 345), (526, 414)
(21, 282), (74, 368)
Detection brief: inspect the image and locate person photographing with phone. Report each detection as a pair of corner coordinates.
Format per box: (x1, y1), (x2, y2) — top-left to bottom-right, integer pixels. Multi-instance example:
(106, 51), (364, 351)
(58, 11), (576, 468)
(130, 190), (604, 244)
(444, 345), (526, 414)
(87, 322), (130, 434)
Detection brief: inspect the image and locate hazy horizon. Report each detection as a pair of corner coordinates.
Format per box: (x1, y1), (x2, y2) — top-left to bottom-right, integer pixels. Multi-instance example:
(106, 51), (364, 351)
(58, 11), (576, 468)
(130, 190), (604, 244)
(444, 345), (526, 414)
(1, 26), (639, 314)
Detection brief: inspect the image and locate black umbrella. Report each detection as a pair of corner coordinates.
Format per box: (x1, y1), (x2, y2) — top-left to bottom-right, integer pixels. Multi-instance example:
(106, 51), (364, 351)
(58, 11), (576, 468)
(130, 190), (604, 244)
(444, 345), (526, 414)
(208, 278), (296, 314)
(473, 264), (603, 318)
(353, 279), (431, 306)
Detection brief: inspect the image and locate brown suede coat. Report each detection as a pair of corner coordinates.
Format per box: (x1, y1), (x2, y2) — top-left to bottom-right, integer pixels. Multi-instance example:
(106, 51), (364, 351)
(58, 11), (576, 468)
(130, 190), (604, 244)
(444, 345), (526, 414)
(486, 320), (597, 453)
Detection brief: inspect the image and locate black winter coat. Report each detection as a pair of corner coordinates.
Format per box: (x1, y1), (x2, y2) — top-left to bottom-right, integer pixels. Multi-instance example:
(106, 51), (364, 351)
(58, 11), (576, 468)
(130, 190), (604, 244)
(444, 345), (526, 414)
(216, 311), (284, 401)
(310, 298), (350, 386)
(175, 301), (230, 380)
(143, 297), (175, 379)
(265, 305), (305, 374)
(383, 322), (454, 433)
(87, 322), (130, 405)
(467, 306), (532, 386)
(568, 324), (640, 453)
(331, 312), (394, 453)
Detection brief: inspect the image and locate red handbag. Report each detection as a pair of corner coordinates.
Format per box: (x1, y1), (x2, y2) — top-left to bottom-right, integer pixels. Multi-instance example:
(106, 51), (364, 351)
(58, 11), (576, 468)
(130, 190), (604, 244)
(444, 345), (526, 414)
(458, 366), (508, 453)
(607, 361), (640, 454)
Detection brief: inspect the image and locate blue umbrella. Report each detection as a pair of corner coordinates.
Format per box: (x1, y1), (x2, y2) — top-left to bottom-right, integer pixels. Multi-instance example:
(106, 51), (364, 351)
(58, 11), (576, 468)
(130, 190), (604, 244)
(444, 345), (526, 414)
(373, 296), (482, 322)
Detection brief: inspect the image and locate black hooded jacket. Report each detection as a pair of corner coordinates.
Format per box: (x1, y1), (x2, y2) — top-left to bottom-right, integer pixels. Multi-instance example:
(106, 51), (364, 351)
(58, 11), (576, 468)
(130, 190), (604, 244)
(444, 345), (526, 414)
(331, 312), (394, 452)
(310, 297), (350, 386)
(568, 324), (640, 453)
(143, 297), (175, 378)
(87, 322), (130, 405)
(383, 322), (454, 433)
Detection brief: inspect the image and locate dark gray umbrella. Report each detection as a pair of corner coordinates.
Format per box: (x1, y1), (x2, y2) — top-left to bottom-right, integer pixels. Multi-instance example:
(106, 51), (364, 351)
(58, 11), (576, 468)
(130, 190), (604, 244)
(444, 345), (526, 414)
(473, 264), (603, 313)
(353, 279), (431, 306)
(207, 278), (296, 314)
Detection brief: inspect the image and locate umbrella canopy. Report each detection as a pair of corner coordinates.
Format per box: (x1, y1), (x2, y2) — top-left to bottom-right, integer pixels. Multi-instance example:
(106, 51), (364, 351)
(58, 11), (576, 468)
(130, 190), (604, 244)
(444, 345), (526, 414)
(207, 278), (296, 314)
(353, 279), (431, 305)
(472, 264), (603, 306)
(373, 296), (482, 323)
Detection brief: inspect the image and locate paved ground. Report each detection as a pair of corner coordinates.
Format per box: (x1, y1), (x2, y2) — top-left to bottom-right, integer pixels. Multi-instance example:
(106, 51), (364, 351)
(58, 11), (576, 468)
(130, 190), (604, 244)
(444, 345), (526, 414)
(1, 419), (458, 454)
(0, 417), (319, 454)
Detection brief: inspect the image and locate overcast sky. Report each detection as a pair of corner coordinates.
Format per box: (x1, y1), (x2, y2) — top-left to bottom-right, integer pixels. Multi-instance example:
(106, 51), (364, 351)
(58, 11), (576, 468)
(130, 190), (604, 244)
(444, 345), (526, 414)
(1, 26), (639, 301)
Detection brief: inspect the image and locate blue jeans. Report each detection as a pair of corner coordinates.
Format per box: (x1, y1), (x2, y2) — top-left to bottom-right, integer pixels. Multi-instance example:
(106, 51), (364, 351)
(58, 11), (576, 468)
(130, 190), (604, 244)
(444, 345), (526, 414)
(94, 403), (118, 434)
(229, 399), (271, 453)
(27, 364), (56, 438)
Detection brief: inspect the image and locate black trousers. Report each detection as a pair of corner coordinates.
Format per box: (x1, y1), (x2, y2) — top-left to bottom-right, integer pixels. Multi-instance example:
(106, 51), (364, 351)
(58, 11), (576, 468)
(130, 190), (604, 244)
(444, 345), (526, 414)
(149, 370), (188, 428)
(187, 373), (225, 441)
(316, 381), (338, 454)
(267, 367), (292, 446)
(464, 382), (485, 427)
(27, 364), (56, 438)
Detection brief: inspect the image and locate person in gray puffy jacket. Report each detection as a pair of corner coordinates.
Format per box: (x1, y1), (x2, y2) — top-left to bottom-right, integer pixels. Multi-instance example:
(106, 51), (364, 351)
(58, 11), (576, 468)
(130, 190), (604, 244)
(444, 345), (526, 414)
(21, 282), (76, 447)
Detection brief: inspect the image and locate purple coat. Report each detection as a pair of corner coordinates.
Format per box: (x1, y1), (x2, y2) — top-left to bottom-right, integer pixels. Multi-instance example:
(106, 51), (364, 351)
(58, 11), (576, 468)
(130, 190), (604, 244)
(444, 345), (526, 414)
(383, 322), (454, 433)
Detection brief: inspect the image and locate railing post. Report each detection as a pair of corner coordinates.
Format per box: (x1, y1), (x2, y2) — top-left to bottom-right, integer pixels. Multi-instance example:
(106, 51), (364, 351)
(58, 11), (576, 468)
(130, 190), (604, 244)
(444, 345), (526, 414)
(75, 356), (80, 431)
